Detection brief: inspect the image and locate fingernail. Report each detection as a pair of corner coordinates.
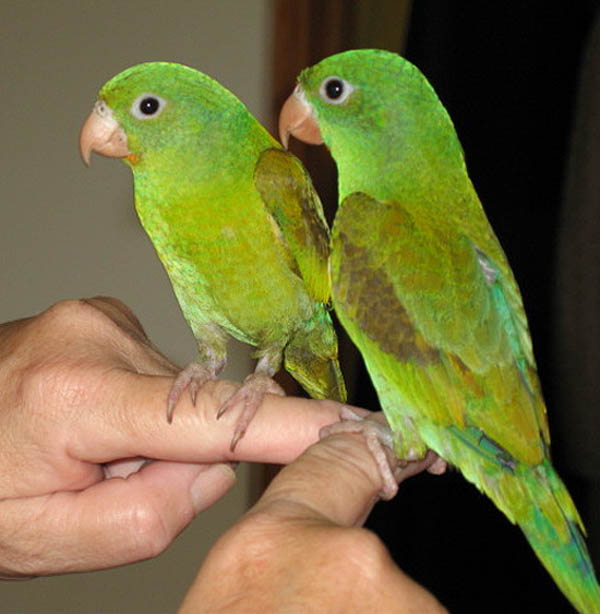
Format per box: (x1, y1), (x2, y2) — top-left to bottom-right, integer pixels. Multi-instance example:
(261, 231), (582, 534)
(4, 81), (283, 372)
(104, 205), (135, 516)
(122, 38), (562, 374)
(190, 463), (237, 514)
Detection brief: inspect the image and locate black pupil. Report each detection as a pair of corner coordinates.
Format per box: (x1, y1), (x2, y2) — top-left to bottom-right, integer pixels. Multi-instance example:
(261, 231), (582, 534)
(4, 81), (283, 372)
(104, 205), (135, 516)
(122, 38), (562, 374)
(140, 97), (159, 115)
(325, 79), (344, 100)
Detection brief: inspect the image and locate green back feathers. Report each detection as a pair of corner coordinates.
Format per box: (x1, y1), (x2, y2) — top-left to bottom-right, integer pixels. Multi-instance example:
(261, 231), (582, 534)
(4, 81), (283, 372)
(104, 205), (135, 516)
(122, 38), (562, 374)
(301, 48), (600, 612)
(331, 192), (548, 466)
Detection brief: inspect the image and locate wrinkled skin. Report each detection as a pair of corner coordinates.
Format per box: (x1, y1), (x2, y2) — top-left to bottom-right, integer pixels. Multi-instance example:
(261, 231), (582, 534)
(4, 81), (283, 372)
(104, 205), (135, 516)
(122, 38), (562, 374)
(0, 297), (341, 577)
(0, 297), (447, 614)
(180, 430), (447, 613)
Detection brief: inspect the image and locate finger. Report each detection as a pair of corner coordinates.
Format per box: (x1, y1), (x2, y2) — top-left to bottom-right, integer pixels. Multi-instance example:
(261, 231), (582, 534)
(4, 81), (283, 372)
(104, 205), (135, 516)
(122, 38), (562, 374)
(83, 296), (150, 341)
(252, 432), (401, 528)
(67, 374), (347, 466)
(10, 298), (347, 467)
(81, 297), (180, 373)
(0, 460), (236, 577)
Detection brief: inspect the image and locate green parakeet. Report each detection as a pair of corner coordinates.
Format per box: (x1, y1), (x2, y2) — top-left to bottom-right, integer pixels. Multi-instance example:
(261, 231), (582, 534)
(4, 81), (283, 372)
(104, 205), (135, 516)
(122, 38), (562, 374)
(80, 62), (346, 448)
(280, 49), (600, 613)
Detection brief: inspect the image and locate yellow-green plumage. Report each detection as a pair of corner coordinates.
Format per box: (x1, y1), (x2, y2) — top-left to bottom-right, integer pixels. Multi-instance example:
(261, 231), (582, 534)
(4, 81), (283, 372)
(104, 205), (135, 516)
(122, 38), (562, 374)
(94, 62), (345, 409)
(294, 49), (600, 612)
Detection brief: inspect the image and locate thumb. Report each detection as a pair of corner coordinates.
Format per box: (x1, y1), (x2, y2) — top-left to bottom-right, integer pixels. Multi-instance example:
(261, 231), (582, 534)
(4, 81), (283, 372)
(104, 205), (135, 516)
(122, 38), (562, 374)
(0, 461), (236, 577)
(252, 431), (397, 528)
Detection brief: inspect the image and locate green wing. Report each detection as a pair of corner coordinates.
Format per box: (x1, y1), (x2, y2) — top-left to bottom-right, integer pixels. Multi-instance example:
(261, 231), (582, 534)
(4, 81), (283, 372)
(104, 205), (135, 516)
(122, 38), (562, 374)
(255, 148), (331, 304)
(331, 192), (550, 466)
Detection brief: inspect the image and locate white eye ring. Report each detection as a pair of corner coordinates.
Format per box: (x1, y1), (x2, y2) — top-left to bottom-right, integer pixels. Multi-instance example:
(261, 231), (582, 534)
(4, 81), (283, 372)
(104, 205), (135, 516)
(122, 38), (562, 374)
(319, 76), (354, 104)
(130, 93), (167, 120)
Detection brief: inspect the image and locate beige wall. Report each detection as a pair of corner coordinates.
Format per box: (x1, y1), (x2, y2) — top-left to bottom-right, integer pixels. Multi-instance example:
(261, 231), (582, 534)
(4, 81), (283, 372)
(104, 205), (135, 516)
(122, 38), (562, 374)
(2, 1), (270, 611)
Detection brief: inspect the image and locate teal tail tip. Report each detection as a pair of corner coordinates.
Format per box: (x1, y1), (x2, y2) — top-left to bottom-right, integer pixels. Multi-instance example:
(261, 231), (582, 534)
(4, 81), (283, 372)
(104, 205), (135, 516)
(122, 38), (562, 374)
(523, 480), (600, 613)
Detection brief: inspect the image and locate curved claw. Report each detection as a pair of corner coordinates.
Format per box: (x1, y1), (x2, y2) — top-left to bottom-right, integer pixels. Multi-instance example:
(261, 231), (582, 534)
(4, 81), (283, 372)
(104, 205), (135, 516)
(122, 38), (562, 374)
(319, 408), (446, 500)
(219, 374), (285, 451)
(166, 362), (217, 423)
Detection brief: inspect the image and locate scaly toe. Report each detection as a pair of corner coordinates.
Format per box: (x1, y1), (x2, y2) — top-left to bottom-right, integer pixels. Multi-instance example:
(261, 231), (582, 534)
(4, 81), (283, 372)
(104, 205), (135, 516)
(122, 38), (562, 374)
(218, 374), (285, 450)
(166, 362), (216, 423)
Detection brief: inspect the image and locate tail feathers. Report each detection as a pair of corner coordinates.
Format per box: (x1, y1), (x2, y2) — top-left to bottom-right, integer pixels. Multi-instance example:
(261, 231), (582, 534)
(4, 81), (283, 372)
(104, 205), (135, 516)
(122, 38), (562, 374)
(284, 308), (347, 402)
(512, 461), (600, 614)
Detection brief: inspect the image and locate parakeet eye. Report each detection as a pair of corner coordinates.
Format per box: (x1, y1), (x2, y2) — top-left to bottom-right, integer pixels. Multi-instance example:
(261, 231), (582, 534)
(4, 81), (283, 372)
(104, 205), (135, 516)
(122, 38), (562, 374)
(319, 77), (354, 104)
(130, 93), (167, 120)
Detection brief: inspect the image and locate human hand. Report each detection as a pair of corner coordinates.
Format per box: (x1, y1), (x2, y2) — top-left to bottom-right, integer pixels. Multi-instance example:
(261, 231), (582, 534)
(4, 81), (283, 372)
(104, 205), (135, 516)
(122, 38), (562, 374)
(179, 428), (448, 613)
(0, 297), (341, 578)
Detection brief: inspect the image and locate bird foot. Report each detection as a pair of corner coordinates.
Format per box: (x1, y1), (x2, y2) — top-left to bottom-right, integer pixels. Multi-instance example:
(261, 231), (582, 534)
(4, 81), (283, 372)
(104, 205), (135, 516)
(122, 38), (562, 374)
(427, 455), (448, 475)
(320, 407), (399, 500)
(166, 362), (219, 423)
(319, 407), (446, 500)
(218, 373), (285, 451)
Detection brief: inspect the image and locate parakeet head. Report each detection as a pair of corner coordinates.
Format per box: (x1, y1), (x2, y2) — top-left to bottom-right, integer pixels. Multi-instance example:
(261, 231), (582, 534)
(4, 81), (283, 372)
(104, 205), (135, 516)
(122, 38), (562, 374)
(80, 62), (268, 173)
(279, 49), (466, 200)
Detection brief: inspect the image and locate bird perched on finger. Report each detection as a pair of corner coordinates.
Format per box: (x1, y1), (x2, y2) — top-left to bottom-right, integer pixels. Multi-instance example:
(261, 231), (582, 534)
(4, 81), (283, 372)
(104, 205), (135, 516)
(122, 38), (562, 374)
(280, 48), (600, 613)
(80, 62), (346, 450)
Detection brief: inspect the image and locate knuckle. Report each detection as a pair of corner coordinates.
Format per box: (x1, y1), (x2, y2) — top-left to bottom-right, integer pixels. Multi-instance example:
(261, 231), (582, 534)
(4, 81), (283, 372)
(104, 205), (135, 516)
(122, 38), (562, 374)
(328, 528), (391, 578)
(207, 514), (280, 571)
(37, 299), (96, 329)
(37, 299), (131, 342)
(17, 357), (88, 412)
(126, 501), (172, 560)
(17, 360), (64, 407)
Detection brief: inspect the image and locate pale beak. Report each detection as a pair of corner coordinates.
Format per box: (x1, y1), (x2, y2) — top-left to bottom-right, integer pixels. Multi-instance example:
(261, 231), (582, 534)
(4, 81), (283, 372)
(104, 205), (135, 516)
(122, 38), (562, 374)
(79, 100), (130, 165)
(278, 85), (323, 149)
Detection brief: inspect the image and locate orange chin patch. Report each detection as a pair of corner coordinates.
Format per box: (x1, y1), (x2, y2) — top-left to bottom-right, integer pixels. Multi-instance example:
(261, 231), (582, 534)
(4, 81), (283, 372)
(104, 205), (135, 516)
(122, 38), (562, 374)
(126, 153), (140, 165)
